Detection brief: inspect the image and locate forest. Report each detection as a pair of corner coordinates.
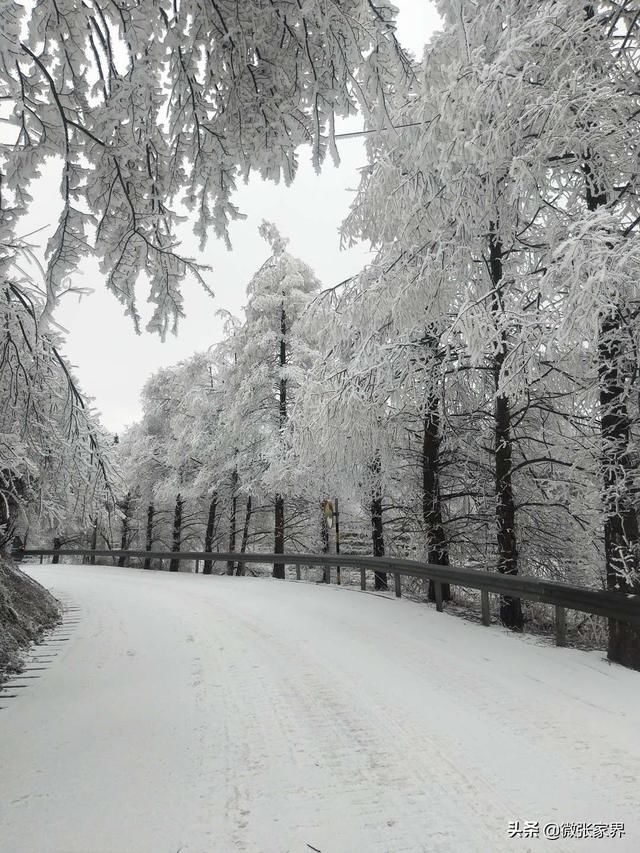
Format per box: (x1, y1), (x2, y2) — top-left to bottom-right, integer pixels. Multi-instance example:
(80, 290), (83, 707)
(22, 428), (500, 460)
(2, 1), (640, 671)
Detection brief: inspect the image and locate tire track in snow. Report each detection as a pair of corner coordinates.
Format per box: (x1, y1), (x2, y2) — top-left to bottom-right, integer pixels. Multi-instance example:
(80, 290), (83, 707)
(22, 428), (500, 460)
(185, 579), (640, 853)
(190, 596), (516, 853)
(2, 566), (639, 853)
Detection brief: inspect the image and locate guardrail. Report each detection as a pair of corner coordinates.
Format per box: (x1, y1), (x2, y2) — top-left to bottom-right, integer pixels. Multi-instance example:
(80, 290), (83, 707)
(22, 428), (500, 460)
(17, 547), (640, 648)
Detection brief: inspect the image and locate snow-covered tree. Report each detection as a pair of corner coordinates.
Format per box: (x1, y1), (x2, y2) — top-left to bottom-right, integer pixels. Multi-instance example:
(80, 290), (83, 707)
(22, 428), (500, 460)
(1, 0), (411, 333)
(340, 1), (640, 660)
(118, 230), (324, 575)
(0, 271), (117, 549)
(223, 223), (321, 575)
(117, 352), (229, 569)
(292, 269), (423, 591)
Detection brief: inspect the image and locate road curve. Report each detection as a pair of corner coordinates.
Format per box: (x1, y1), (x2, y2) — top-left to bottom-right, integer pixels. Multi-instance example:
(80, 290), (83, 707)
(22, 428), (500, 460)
(1, 564), (639, 853)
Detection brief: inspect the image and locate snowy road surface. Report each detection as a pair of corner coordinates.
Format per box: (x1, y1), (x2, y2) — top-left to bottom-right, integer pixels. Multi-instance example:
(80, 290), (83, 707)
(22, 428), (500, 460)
(1, 565), (639, 853)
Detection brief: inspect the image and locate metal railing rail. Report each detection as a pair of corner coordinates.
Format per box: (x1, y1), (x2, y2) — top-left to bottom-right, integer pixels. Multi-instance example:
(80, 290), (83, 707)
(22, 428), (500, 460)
(17, 547), (640, 646)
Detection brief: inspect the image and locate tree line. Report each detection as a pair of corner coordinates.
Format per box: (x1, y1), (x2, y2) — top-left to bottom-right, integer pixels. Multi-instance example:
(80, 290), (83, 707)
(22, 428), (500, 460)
(116, 5), (640, 671)
(2, 3), (639, 670)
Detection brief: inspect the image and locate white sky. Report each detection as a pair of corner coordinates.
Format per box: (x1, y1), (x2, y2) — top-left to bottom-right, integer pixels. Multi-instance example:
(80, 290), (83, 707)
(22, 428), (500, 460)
(41, 2), (441, 434)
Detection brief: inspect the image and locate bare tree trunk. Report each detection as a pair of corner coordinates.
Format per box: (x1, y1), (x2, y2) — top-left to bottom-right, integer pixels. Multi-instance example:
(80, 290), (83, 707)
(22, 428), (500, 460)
(321, 501), (330, 583)
(117, 492), (131, 568)
(334, 497), (341, 585)
(370, 456), (387, 590)
(52, 536), (61, 564)
(0, 475), (25, 550)
(236, 496), (252, 576)
(169, 494), (183, 572)
(227, 470), (238, 575)
(90, 518), (98, 565)
(600, 312), (640, 667)
(274, 303), (287, 579)
(274, 496), (285, 579)
(489, 230), (523, 630)
(144, 504), (154, 569)
(421, 331), (451, 603)
(582, 127), (640, 667)
(371, 495), (387, 589)
(203, 493), (217, 575)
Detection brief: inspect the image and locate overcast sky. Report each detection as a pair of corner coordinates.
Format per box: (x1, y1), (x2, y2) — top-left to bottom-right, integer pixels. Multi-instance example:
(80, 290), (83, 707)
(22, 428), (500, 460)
(43, 2), (441, 434)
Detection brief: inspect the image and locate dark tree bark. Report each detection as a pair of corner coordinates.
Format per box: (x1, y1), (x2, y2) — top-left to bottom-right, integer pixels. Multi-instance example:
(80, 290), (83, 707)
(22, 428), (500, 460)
(90, 518), (98, 565)
(227, 470), (238, 575)
(143, 504), (154, 569)
(0, 474), (25, 550)
(169, 493), (183, 572)
(117, 492), (131, 568)
(370, 455), (388, 590)
(274, 303), (287, 579)
(321, 500), (330, 583)
(52, 535), (61, 564)
(334, 497), (341, 585)
(279, 304), (287, 425)
(203, 493), (217, 575)
(421, 331), (451, 604)
(599, 312), (640, 667)
(274, 496), (285, 579)
(489, 230), (523, 630)
(236, 496), (252, 576)
(582, 125), (640, 667)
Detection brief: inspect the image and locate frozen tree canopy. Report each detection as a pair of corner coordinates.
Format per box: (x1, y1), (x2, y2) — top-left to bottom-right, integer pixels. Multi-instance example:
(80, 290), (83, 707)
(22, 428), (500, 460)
(0, 0), (410, 333)
(0, 274), (116, 548)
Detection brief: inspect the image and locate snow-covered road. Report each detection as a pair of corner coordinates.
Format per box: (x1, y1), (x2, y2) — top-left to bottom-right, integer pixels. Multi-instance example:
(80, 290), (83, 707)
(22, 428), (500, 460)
(1, 564), (639, 853)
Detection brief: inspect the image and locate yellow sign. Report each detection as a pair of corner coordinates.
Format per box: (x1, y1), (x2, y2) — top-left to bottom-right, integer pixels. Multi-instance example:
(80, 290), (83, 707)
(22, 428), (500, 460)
(322, 500), (334, 528)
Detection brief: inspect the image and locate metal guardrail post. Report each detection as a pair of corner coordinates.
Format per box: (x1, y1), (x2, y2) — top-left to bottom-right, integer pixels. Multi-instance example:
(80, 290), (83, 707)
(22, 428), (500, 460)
(434, 581), (444, 613)
(555, 606), (567, 647)
(360, 567), (366, 591)
(481, 590), (491, 626)
(394, 573), (401, 598)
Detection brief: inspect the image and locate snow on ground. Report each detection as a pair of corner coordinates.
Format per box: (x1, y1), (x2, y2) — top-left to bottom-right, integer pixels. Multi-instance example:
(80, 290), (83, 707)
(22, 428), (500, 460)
(1, 564), (639, 853)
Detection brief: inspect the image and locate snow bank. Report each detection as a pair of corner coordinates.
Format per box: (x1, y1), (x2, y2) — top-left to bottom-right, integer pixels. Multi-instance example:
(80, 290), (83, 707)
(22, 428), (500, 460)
(0, 557), (60, 680)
